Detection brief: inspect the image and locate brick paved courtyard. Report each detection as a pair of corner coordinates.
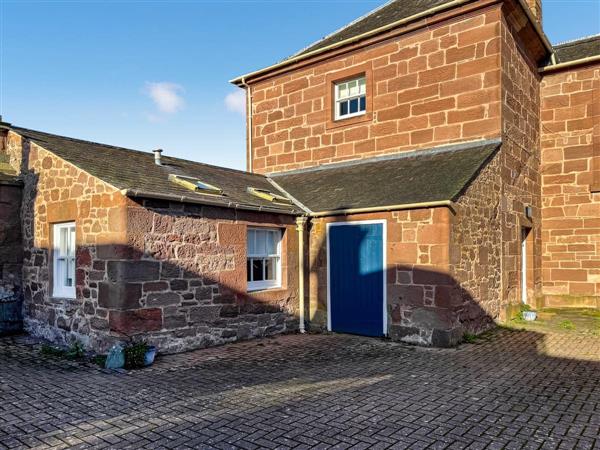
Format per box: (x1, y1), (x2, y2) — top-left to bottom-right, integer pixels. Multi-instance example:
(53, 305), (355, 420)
(1, 328), (600, 449)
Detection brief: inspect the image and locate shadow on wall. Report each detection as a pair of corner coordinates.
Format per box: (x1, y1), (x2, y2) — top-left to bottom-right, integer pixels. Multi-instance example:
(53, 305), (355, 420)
(307, 216), (497, 348)
(13, 138), (498, 352)
(23, 216), (497, 352)
(24, 239), (300, 354)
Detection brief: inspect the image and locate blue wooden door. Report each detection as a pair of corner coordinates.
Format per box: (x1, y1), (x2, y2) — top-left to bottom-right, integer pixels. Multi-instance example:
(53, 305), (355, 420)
(329, 223), (384, 337)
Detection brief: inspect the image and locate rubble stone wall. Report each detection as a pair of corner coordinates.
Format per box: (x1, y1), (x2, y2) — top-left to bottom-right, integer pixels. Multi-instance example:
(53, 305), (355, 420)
(113, 199), (299, 353)
(4, 131), (126, 348)
(4, 132), (300, 353)
(497, 9), (543, 310)
(452, 151), (503, 331)
(308, 209), (471, 347)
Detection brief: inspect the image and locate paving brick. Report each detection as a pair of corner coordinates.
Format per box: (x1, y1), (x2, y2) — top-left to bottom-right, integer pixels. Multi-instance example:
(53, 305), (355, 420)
(1, 329), (599, 449)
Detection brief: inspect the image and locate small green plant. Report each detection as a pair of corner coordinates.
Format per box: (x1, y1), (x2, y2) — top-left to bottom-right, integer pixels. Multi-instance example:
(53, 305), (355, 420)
(40, 341), (86, 360)
(462, 332), (478, 344)
(560, 320), (575, 330)
(40, 344), (66, 357)
(511, 304), (534, 323)
(65, 341), (86, 360)
(124, 342), (149, 369)
(91, 354), (107, 367)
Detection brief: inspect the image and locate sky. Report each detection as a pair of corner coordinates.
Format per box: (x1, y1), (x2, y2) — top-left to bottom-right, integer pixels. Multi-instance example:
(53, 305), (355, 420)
(1, 0), (599, 170)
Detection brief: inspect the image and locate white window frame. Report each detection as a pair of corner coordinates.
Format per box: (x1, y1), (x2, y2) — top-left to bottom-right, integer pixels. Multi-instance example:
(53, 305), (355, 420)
(334, 75), (367, 120)
(247, 227), (282, 292)
(52, 222), (76, 299)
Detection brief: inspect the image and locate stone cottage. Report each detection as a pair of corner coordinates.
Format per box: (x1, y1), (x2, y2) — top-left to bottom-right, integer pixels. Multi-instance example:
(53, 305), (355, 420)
(0, 0), (598, 351)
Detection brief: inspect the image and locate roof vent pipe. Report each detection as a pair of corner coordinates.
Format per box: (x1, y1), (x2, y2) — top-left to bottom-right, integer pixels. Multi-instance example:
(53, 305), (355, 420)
(153, 148), (163, 166)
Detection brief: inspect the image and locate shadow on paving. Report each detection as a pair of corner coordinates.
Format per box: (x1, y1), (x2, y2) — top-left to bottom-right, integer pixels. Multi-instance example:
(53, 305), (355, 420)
(1, 328), (600, 449)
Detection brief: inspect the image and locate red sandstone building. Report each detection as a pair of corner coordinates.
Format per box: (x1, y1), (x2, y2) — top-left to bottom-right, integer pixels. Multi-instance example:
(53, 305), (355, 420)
(0, 0), (598, 351)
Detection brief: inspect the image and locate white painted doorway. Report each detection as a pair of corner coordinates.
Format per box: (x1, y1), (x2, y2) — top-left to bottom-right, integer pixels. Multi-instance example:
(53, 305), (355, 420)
(521, 227), (531, 305)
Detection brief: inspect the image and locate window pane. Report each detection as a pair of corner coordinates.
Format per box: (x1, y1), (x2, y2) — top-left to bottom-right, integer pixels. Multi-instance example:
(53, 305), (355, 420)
(68, 227), (76, 257)
(338, 82), (348, 100)
(57, 259), (65, 289)
(340, 101), (348, 117)
(247, 259), (252, 281)
(247, 229), (256, 255)
(266, 231), (277, 255)
(60, 227), (68, 256)
(252, 259), (264, 281)
(255, 230), (267, 255)
(359, 95), (366, 112)
(348, 80), (358, 96)
(66, 258), (74, 287)
(349, 98), (359, 114)
(358, 77), (366, 94)
(265, 258), (277, 281)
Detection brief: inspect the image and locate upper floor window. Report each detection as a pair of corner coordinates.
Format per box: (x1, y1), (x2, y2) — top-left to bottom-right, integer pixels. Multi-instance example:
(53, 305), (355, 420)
(53, 222), (76, 298)
(335, 76), (366, 120)
(247, 228), (282, 291)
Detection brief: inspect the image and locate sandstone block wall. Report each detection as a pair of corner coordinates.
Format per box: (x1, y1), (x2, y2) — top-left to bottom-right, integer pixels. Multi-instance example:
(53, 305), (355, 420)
(0, 182), (23, 325)
(4, 131), (127, 348)
(114, 200), (299, 353)
(498, 8), (543, 308)
(541, 64), (600, 306)
(4, 132), (300, 353)
(249, 4), (502, 174)
(307, 209), (482, 347)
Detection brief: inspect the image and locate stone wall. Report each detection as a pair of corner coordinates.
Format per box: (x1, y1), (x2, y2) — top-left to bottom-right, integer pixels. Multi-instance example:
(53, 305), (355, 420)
(540, 63), (600, 306)
(307, 209), (478, 347)
(248, 3), (502, 174)
(4, 132), (300, 353)
(0, 181), (22, 301)
(4, 131), (127, 348)
(498, 8), (543, 309)
(110, 199), (299, 353)
(452, 150), (503, 330)
(0, 179), (23, 334)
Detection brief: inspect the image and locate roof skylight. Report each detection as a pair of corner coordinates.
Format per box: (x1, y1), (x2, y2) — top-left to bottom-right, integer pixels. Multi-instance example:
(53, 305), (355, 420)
(168, 174), (223, 195)
(247, 187), (292, 205)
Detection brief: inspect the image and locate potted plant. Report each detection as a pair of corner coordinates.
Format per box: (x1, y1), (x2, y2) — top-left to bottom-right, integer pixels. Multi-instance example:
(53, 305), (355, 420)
(123, 341), (157, 369)
(144, 345), (157, 366)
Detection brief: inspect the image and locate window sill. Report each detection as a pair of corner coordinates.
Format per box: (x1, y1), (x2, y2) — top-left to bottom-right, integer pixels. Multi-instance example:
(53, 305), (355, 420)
(50, 295), (76, 301)
(247, 285), (282, 294)
(326, 111), (373, 130)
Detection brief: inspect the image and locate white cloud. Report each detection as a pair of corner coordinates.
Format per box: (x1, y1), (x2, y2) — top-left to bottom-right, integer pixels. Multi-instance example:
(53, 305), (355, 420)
(224, 90), (246, 115)
(145, 82), (185, 114)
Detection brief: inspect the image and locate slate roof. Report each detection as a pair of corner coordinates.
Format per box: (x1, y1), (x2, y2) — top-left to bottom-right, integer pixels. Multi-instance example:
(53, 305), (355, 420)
(552, 35), (600, 64)
(12, 127), (299, 214)
(293, 0), (452, 57)
(270, 140), (501, 213)
(11, 127), (500, 216)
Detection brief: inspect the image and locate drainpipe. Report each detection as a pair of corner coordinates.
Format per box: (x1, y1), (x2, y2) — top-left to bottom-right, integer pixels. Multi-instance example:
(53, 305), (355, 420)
(296, 216), (308, 333)
(239, 77), (253, 173)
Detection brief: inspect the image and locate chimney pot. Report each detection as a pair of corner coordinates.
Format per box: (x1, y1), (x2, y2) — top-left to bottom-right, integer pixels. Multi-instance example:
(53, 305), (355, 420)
(153, 149), (163, 166)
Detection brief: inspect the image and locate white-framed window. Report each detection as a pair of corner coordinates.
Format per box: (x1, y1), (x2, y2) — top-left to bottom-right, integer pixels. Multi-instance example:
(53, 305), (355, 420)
(334, 75), (367, 120)
(247, 228), (282, 291)
(52, 222), (76, 298)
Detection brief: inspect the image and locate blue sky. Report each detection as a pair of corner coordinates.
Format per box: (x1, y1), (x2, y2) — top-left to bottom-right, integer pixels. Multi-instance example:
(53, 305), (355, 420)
(1, 1), (599, 170)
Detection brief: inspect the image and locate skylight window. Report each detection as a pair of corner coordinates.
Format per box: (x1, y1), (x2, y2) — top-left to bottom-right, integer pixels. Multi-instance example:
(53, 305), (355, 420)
(168, 174), (223, 195)
(247, 187), (292, 205)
